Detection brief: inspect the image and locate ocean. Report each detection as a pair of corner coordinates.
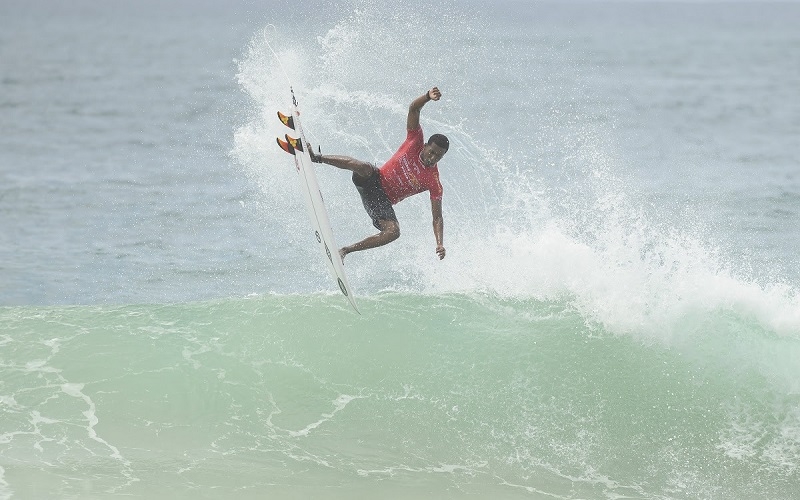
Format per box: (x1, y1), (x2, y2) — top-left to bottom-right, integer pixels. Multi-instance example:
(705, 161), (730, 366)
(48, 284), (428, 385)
(1, 0), (799, 498)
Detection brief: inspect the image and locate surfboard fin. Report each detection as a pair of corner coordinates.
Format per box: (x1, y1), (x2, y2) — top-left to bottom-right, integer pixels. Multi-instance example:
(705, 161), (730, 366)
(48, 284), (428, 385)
(285, 134), (304, 153)
(276, 137), (295, 155)
(277, 111), (295, 130)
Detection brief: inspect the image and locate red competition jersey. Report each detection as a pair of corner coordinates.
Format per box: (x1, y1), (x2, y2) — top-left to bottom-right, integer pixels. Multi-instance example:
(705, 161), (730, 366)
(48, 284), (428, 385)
(378, 127), (443, 205)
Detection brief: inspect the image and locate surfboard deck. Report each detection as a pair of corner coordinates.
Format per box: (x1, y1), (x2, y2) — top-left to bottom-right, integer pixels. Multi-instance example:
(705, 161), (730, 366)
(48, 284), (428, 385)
(277, 89), (360, 314)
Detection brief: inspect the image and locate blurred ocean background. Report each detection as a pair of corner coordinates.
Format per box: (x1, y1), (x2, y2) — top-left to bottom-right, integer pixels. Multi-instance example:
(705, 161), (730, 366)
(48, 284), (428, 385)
(1, 0), (799, 498)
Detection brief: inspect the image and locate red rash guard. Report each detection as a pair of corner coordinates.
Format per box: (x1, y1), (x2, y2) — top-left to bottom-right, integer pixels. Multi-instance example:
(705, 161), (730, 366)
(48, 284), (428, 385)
(378, 127), (443, 205)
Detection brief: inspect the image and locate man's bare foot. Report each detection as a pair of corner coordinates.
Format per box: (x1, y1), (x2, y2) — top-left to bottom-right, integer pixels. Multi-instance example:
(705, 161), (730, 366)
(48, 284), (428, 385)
(339, 248), (348, 263)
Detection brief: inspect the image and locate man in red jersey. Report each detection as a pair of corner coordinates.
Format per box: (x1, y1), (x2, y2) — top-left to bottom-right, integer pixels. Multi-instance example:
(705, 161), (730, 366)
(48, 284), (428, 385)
(309, 87), (449, 262)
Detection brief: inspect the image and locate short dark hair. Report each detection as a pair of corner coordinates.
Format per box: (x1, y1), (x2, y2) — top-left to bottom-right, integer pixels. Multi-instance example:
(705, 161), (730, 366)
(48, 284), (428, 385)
(427, 134), (449, 152)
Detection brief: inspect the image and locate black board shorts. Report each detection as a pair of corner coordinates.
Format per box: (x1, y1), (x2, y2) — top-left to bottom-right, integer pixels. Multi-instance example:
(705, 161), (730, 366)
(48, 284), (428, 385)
(352, 166), (398, 230)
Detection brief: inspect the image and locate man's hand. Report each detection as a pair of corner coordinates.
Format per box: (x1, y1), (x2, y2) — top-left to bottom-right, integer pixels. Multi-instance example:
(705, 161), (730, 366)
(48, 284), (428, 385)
(436, 245), (446, 260)
(427, 87), (441, 101)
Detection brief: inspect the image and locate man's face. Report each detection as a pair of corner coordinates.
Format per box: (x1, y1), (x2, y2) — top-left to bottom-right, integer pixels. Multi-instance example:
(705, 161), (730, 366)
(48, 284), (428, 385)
(420, 143), (447, 167)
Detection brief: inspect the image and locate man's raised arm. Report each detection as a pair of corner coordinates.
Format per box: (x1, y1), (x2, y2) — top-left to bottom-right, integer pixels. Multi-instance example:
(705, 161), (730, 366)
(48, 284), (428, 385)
(407, 87), (441, 131)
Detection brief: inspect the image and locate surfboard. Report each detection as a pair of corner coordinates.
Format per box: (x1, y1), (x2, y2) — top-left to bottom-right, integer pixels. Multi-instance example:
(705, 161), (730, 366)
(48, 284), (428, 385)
(276, 89), (360, 314)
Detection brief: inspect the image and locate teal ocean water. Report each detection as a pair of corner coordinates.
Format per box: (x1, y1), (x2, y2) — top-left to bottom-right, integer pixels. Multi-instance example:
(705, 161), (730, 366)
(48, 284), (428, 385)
(2, 1), (800, 498)
(2, 294), (799, 499)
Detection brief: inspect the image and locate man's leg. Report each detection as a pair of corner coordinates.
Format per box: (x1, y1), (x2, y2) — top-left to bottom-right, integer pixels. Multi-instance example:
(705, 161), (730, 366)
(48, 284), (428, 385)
(340, 219), (400, 261)
(317, 154), (373, 179)
(316, 153), (399, 260)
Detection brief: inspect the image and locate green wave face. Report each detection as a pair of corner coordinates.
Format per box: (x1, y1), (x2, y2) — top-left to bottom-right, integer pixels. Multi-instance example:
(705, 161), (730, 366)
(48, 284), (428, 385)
(2, 293), (798, 499)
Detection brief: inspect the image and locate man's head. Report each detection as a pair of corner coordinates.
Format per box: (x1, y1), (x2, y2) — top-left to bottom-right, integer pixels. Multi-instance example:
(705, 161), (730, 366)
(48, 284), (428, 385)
(420, 134), (449, 167)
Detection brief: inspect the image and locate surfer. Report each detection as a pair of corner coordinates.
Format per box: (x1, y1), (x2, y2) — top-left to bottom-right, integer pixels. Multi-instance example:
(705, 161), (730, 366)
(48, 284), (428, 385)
(309, 87), (449, 262)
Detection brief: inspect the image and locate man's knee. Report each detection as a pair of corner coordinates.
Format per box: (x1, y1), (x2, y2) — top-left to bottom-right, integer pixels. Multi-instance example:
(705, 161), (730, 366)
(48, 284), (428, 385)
(380, 220), (400, 241)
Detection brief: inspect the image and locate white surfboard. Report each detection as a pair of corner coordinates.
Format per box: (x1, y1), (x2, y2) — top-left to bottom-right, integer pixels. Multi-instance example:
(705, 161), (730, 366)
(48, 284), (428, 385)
(277, 89), (360, 314)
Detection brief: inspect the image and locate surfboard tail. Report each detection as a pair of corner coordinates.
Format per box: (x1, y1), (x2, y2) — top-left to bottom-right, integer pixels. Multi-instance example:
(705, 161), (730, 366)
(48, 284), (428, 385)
(276, 137), (295, 155)
(277, 111), (295, 130)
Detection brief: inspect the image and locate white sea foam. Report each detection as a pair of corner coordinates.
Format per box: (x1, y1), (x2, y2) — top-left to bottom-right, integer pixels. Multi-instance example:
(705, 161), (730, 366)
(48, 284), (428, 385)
(0, 465), (12, 500)
(288, 394), (362, 438)
(60, 383), (130, 467)
(235, 4), (800, 345)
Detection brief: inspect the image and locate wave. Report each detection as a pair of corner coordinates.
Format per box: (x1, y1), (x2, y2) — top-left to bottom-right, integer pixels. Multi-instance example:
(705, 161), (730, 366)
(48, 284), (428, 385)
(1, 292), (799, 498)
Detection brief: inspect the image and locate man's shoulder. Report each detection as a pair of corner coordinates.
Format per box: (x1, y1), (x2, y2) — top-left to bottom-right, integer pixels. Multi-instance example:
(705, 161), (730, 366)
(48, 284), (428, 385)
(405, 126), (424, 141)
